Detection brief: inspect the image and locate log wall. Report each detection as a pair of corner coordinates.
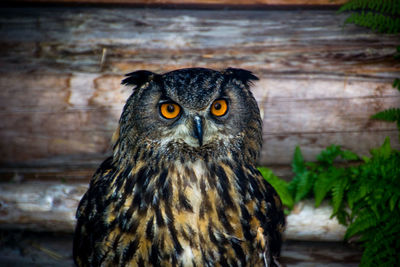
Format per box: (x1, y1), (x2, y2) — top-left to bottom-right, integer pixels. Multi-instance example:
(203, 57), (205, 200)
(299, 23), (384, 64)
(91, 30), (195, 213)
(0, 6), (399, 235)
(1, 8), (399, 167)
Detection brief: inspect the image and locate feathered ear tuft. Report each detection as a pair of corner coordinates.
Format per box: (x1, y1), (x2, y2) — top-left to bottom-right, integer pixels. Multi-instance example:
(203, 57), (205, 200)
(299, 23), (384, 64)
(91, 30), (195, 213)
(121, 70), (160, 89)
(223, 68), (259, 87)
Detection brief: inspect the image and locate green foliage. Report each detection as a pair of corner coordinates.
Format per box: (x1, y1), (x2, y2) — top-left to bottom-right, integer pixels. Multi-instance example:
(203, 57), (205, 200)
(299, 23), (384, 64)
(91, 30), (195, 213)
(339, 0), (400, 15)
(259, 137), (400, 266)
(393, 78), (400, 90)
(260, 3), (400, 265)
(370, 79), (400, 134)
(343, 11), (400, 33)
(339, 0), (400, 137)
(371, 107), (400, 140)
(258, 167), (294, 210)
(339, 0), (400, 33)
(371, 108), (400, 122)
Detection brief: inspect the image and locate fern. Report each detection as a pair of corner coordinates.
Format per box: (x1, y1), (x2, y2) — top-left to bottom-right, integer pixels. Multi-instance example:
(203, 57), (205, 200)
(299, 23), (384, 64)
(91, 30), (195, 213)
(339, 0), (400, 15)
(344, 11), (400, 33)
(345, 210), (378, 239)
(339, 0), (400, 17)
(287, 146), (306, 197)
(340, 0), (400, 137)
(331, 176), (349, 215)
(258, 2), (400, 264)
(259, 137), (400, 266)
(313, 171), (336, 207)
(371, 107), (400, 121)
(393, 78), (400, 90)
(258, 167), (294, 210)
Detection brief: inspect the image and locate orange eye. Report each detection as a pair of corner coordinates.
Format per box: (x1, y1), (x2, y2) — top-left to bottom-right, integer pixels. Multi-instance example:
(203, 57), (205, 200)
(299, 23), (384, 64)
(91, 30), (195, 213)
(160, 103), (181, 119)
(211, 99), (228, 117)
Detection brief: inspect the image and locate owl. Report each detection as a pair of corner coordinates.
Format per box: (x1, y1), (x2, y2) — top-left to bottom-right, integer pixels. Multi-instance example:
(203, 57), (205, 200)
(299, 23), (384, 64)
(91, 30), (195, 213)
(73, 68), (285, 266)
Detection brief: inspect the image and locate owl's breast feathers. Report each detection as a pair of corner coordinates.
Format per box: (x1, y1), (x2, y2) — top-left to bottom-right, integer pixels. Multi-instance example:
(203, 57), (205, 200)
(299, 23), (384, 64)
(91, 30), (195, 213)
(74, 151), (285, 267)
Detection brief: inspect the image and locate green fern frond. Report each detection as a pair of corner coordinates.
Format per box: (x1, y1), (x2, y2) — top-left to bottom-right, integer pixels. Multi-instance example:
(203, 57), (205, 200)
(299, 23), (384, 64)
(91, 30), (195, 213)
(389, 194), (399, 211)
(340, 149), (359, 161)
(345, 11), (400, 33)
(393, 78), (400, 91)
(339, 0), (400, 33)
(285, 122), (400, 265)
(291, 146), (306, 174)
(371, 108), (400, 122)
(331, 176), (348, 214)
(313, 170), (341, 207)
(339, 0), (400, 15)
(317, 145), (342, 165)
(348, 183), (370, 211)
(360, 220), (400, 266)
(294, 171), (315, 203)
(345, 210), (378, 239)
(288, 146), (307, 197)
(258, 167), (294, 209)
(369, 136), (392, 159)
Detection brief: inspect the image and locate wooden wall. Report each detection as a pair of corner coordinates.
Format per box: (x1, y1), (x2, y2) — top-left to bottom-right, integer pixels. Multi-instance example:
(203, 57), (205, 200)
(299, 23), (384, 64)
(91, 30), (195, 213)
(1, 7), (399, 175)
(0, 5), (399, 234)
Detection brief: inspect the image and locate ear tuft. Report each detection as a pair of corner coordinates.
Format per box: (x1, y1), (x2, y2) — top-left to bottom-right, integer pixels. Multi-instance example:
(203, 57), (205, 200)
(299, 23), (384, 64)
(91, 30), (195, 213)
(121, 70), (160, 89)
(223, 68), (259, 87)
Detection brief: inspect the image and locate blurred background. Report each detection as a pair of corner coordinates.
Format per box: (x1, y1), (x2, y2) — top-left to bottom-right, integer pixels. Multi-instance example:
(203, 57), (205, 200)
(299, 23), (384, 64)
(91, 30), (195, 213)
(0, 0), (399, 266)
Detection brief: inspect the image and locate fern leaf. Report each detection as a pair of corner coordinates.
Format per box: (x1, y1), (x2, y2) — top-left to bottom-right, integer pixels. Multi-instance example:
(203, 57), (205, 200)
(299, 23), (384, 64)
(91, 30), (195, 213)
(294, 171), (314, 203)
(340, 149), (359, 161)
(369, 136), (392, 159)
(313, 171), (338, 207)
(317, 145), (342, 165)
(339, 0), (400, 15)
(339, 0), (367, 12)
(371, 108), (400, 122)
(348, 183), (369, 210)
(289, 146), (307, 197)
(291, 146), (305, 174)
(332, 176), (348, 214)
(258, 167), (295, 209)
(393, 78), (400, 91)
(345, 210), (378, 240)
(344, 11), (400, 34)
(389, 194), (399, 211)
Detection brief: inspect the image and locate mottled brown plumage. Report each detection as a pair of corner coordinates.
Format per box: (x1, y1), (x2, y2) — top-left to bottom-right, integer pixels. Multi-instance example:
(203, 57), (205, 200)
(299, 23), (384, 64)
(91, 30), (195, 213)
(73, 68), (285, 266)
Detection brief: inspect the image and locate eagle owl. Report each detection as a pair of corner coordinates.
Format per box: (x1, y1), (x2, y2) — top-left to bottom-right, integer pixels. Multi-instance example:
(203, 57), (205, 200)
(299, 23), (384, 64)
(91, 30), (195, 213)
(73, 68), (285, 266)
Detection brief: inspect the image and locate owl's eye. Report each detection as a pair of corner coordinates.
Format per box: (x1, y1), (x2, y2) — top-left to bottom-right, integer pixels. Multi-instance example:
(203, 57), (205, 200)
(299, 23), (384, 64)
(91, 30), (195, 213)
(160, 102), (181, 119)
(210, 99), (228, 117)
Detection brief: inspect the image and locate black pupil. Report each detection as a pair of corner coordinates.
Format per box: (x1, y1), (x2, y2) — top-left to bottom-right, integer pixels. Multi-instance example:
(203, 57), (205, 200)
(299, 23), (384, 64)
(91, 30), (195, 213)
(167, 104), (175, 113)
(214, 102), (222, 110)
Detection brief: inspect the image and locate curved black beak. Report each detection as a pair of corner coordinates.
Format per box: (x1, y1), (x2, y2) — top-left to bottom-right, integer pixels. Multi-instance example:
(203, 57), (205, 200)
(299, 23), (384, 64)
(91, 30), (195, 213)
(193, 116), (203, 146)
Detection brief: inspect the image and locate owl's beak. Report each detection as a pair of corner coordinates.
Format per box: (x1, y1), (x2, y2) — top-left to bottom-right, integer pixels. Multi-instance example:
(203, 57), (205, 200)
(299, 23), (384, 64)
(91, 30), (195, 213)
(193, 115), (203, 146)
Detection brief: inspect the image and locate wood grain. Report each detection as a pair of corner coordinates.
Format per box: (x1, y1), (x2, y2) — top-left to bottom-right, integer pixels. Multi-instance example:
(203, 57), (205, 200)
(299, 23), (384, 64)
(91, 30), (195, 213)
(13, 0), (348, 6)
(0, 8), (399, 170)
(1, 9), (398, 77)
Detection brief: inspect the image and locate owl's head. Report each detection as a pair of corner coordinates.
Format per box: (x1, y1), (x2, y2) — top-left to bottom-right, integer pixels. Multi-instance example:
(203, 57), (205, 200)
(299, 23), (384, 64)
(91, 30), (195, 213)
(115, 68), (262, 163)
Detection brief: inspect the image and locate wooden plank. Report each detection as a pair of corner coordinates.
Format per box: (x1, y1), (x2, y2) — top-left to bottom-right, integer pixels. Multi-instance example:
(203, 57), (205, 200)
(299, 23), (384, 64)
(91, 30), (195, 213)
(0, 8), (398, 78)
(0, 183), (86, 232)
(0, 182), (347, 241)
(12, 0), (348, 7)
(281, 240), (362, 266)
